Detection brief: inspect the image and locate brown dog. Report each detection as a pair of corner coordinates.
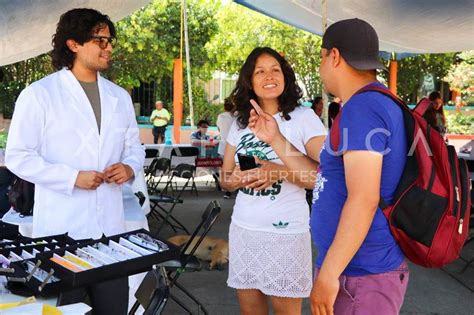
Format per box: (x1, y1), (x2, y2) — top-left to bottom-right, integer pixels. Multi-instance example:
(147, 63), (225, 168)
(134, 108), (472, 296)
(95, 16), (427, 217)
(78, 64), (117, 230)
(167, 235), (229, 270)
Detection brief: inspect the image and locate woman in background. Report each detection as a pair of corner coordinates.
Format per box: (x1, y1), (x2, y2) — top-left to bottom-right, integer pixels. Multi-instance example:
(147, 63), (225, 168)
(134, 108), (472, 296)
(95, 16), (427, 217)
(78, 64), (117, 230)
(216, 98), (236, 199)
(424, 91), (447, 137)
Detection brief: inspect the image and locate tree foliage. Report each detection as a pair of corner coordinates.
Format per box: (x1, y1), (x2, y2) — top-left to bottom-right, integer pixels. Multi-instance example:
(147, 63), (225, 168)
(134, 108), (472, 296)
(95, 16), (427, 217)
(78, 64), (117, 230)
(0, 0), (219, 121)
(0, 54), (53, 118)
(379, 53), (456, 103)
(206, 2), (323, 99)
(0, 0), (467, 124)
(108, 0), (219, 90)
(446, 112), (474, 135)
(443, 51), (474, 105)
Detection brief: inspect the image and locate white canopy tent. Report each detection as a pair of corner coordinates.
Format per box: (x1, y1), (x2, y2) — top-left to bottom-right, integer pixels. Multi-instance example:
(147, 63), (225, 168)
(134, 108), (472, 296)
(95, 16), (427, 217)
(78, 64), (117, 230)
(235, 0), (474, 54)
(0, 0), (151, 66)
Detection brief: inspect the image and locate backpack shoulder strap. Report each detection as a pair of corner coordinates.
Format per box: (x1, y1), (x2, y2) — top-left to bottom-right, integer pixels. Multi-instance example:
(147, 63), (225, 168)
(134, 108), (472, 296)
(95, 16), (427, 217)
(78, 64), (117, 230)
(329, 112), (342, 153)
(356, 85), (406, 107)
(413, 98), (432, 116)
(329, 84), (406, 153)
(328, 84), (407, 209)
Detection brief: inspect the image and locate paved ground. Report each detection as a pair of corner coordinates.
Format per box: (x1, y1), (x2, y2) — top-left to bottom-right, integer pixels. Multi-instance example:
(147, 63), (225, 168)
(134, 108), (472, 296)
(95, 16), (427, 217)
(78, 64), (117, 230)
(149, 179), (474, 315)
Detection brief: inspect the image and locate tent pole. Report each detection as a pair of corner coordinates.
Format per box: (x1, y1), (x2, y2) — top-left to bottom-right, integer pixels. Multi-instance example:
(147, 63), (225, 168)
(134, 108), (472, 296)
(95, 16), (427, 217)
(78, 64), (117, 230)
(173, 59), (183, 144)
(321, 0), (329, 128)
(172, 1), (185, 144)
(388, 52), (397, 95)
(183, 0), (194, 127)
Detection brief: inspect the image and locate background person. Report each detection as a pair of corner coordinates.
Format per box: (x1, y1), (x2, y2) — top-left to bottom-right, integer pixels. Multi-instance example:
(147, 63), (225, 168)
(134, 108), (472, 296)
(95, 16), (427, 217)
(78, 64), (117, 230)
(5, 8), (145, 314)
(191, 119), (218, 158)
(424, 91), (447, 137)
(150, 100), (170, 144)
(327, 101), (341, 129)
(216, 97), (236, 198)
(216, 98), (236, 157)
(220, 47), (326, 315)
(190, 119), (212, 141)
(311, 96), (324, 122)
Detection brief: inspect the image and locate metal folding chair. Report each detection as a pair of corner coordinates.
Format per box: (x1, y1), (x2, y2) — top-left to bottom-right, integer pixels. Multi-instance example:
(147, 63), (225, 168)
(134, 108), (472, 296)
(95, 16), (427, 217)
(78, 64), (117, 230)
(144, 148), (159, 173)
(129, 266), (170, 315)
(168, 147), (200, 196)
(147, 158), (171, 195)
(160, 200), (221, 315)
(145, 148), (159, 159)
(130, 201), (220, 314)
(148, 164), (198, 235)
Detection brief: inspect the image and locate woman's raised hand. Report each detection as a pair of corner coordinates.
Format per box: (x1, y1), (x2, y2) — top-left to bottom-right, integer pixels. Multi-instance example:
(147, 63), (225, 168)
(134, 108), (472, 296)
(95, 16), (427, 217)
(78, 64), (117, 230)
(248, 99), (280, 144)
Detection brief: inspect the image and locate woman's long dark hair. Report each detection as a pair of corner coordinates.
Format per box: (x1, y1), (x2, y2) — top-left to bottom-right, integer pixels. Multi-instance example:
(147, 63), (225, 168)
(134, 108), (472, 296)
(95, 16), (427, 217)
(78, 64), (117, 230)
(51, 8), (116, 70)
(424, 91), (446, 132)
(230, 47), (302, 128)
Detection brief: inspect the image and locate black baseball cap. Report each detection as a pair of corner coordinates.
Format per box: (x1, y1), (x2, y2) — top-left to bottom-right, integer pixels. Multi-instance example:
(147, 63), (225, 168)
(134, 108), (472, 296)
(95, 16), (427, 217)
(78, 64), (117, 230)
(322, 18), (386, 71)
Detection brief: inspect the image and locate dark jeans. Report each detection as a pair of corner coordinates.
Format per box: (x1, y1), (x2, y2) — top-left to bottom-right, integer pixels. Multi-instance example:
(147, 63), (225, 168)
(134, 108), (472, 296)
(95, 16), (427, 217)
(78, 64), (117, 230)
(57, 277), (129, 315)
(152, 126), (167, 144)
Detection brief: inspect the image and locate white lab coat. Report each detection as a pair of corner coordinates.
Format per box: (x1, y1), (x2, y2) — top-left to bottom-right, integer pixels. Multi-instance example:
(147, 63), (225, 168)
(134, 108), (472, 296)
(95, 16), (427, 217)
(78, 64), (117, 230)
(6, 69), (145, 239)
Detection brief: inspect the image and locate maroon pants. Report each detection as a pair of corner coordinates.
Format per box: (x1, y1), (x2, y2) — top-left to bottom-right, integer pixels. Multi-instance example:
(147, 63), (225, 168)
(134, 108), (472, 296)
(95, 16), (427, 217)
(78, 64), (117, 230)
(314, 261), (409, 315)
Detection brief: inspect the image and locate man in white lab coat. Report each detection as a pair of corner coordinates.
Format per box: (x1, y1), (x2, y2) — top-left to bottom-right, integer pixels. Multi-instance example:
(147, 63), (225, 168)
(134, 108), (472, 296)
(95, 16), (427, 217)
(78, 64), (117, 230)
(5, 8), (145, 314)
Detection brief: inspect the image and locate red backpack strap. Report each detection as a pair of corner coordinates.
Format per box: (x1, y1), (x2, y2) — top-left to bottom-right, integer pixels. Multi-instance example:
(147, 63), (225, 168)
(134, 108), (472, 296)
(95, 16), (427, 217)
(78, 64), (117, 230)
(356, 85), (406, 107)
(329, 112), (342, 153)
(328, 84), (407, 210)
(413, 98), (432, 116)
(329, 84), (406, 153)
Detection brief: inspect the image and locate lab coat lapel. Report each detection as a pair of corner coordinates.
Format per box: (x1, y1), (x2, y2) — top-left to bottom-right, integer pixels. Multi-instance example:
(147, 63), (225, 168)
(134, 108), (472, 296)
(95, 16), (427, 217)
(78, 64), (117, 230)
(98, 74), (118, 136)
(59, 69), (100, 136)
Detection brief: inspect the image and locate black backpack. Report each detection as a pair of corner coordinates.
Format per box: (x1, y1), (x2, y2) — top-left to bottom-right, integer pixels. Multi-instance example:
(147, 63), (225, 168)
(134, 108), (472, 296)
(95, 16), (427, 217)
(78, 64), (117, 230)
(8, 176), (34, 216)
(0, 168), (14, 216)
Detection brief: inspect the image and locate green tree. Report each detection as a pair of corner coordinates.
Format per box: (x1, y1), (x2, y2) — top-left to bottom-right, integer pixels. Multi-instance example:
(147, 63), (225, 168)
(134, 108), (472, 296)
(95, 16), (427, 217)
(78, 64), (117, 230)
(0, 54), (53, 118)
(380, 53), (456, 103)
(108, 0), (219, 91)
(108, 0), (220, 123)
(206, 2), (323, 99)
(446, 112), (474, 135)
(443, 51), (474, 105)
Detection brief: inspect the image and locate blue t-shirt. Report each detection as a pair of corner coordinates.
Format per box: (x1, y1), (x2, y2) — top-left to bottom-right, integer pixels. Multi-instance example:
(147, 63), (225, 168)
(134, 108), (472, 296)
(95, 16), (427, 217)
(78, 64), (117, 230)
(191, 131), (210, 141)
(310, 82), (407, 276)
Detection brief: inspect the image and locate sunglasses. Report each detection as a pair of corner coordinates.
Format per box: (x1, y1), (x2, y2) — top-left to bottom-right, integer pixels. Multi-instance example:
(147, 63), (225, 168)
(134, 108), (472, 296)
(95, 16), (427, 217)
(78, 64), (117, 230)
(90, 36), (116, 49)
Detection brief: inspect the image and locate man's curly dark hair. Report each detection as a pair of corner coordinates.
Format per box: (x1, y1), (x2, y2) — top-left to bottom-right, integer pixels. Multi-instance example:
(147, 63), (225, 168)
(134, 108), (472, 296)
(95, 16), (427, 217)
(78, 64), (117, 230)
(51, 8), (116, 70)
(230, 47), (302, 128)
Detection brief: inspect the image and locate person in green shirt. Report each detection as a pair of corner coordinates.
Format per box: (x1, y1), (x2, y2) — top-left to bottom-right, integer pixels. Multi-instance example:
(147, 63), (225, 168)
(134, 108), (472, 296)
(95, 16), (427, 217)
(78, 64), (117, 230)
(150, 100), (171, 144)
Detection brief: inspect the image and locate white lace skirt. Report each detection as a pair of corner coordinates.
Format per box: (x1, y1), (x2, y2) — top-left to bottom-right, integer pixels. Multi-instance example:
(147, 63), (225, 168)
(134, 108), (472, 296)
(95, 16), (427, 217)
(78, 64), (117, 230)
(227, 223), (313, 298)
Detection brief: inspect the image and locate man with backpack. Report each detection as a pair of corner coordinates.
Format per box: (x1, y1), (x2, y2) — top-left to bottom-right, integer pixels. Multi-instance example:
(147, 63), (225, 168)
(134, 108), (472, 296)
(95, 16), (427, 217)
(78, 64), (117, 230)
(308, 18), (409, 315)
(247, 18), (409, 315)
(5, 8), (144, 314)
